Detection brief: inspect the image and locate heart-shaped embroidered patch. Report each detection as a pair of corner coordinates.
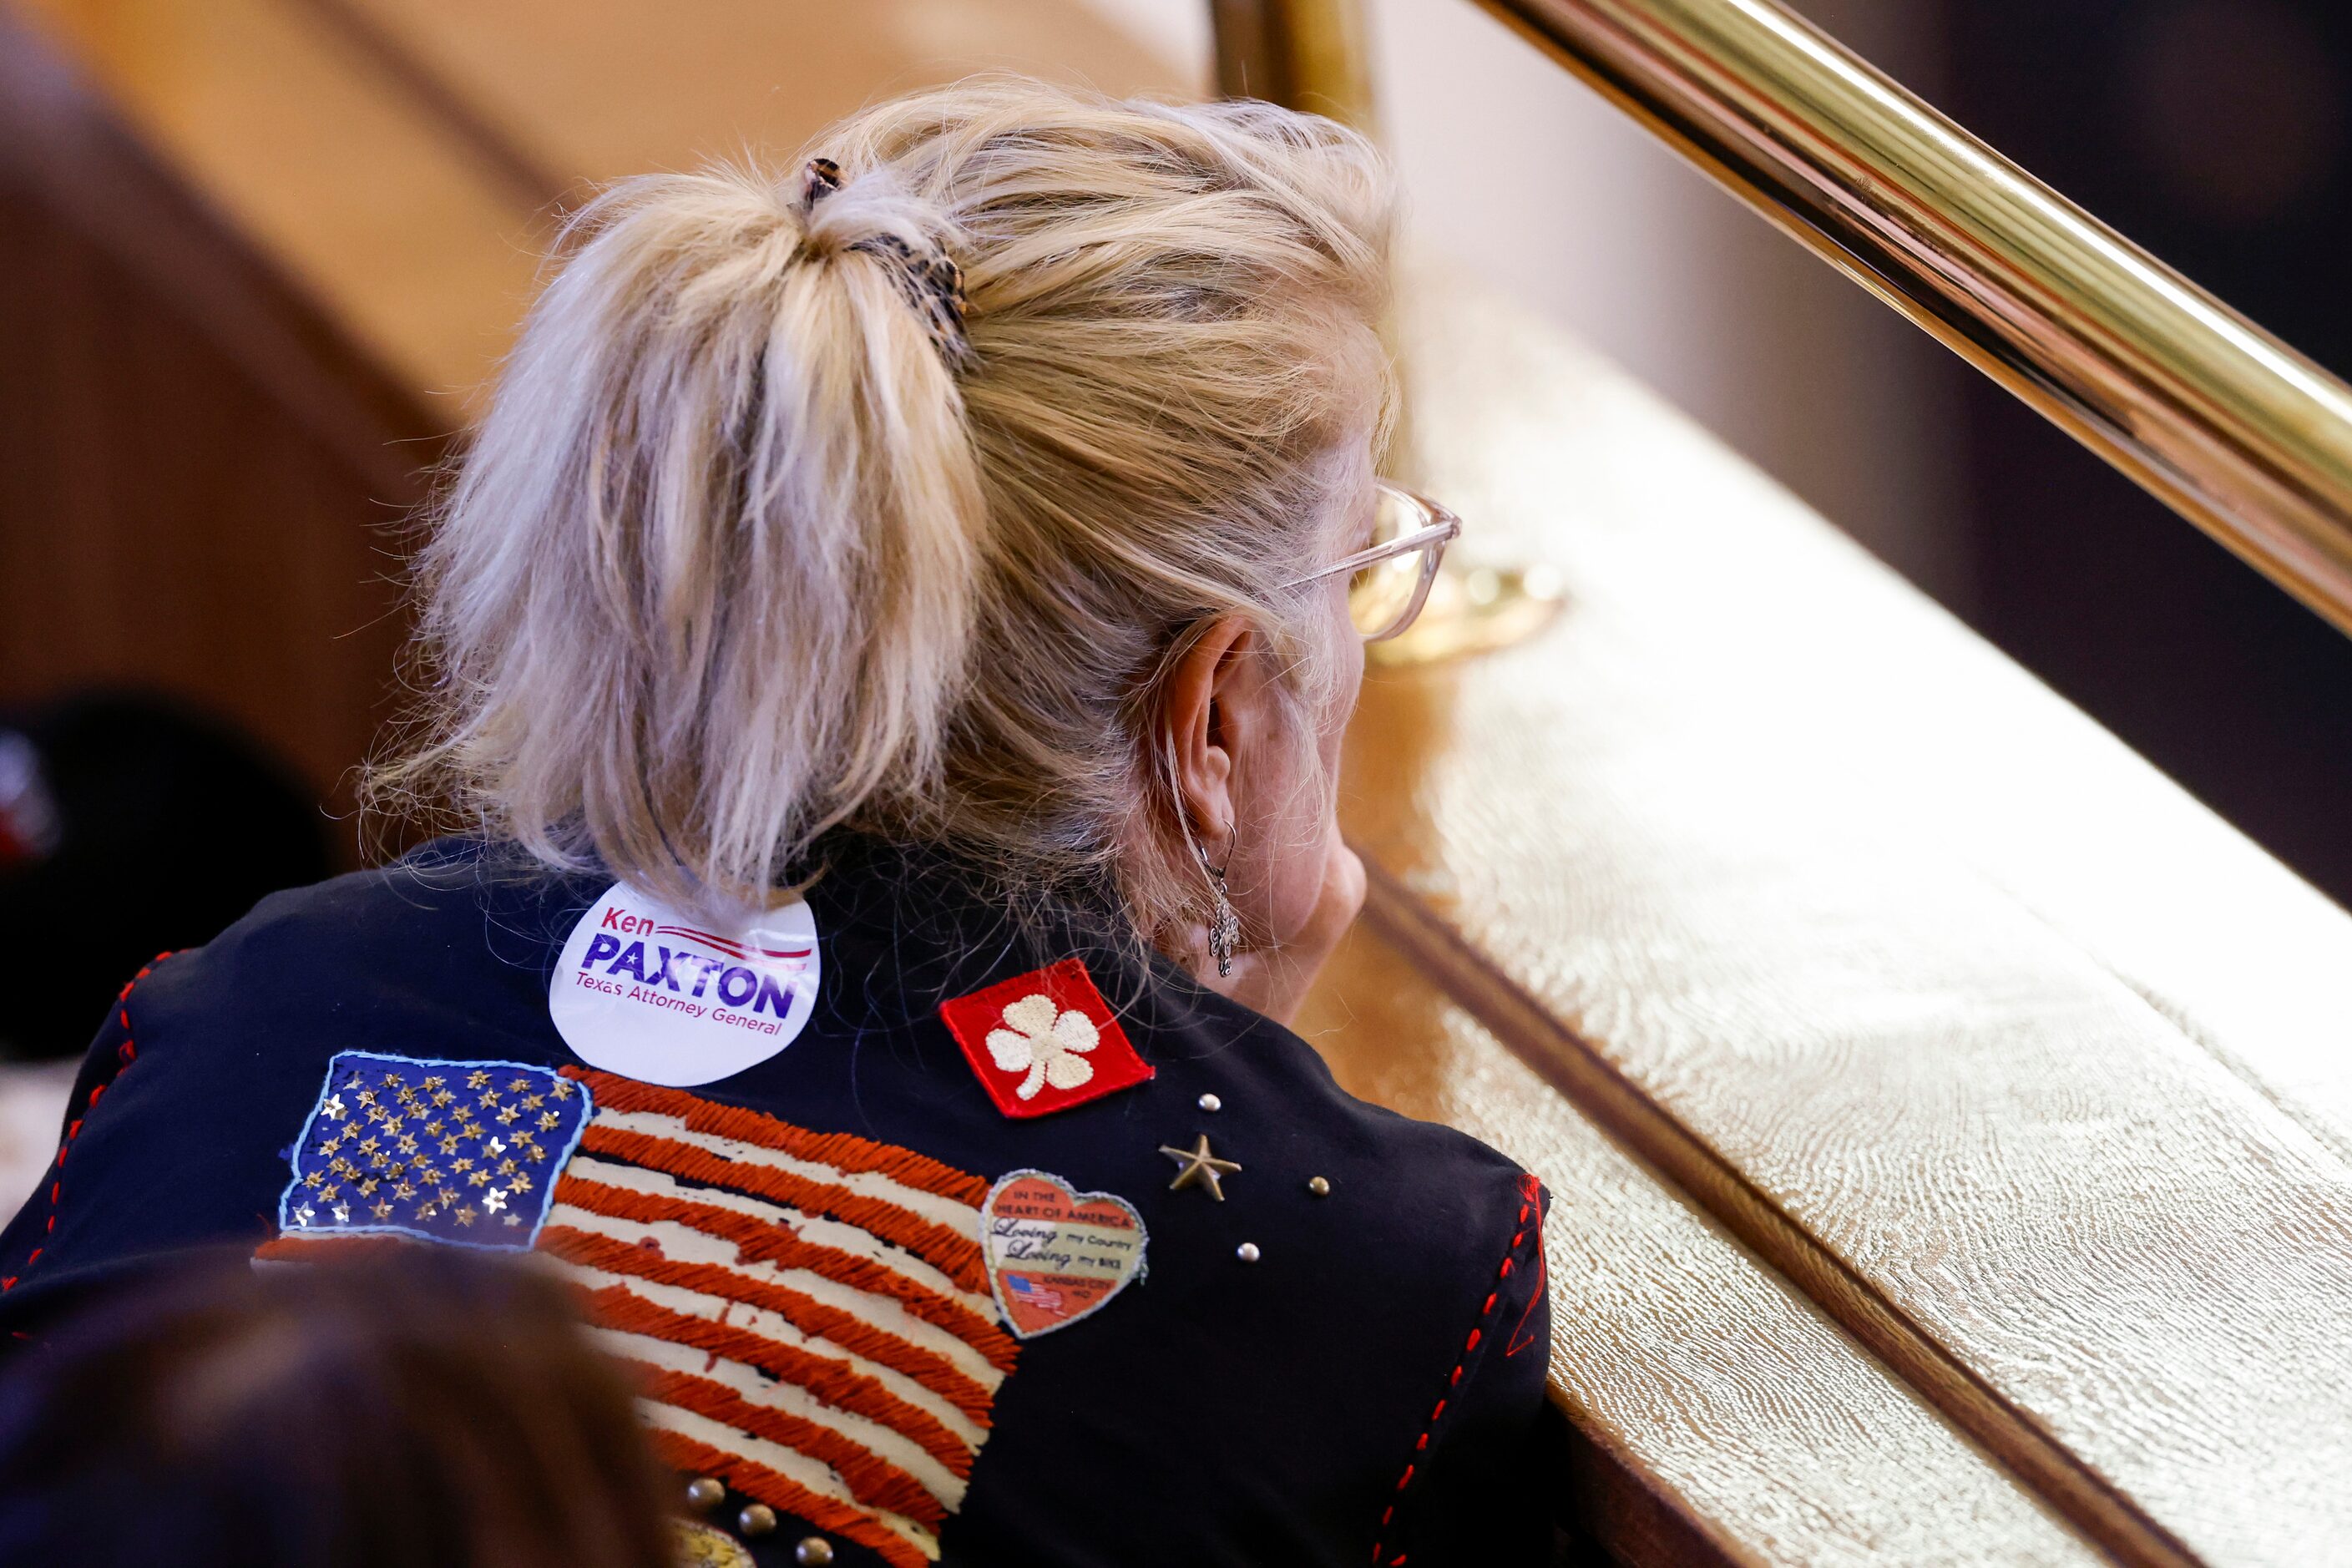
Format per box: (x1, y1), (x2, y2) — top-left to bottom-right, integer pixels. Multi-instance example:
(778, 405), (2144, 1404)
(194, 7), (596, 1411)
(979, 1169), (1149, 1338)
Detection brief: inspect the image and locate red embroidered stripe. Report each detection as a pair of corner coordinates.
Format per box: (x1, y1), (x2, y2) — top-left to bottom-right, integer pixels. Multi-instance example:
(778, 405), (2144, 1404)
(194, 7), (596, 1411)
(647, 1429), (930, 1568)
(573, 1282), (974, 1477)
(576, 1121), (987, 1294)
(568, 1069), (989, 1206)
(624, 1361), (944, 1524)
(540, 1225), (996, 1423)
(554, 1173), (1017, 1370)
(3, 953), (172, 1294)
(252, 1234), (438, 1265)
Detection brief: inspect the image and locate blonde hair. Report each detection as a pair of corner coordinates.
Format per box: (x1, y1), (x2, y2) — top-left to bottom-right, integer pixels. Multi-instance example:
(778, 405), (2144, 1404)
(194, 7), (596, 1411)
(375, 78), (1395, 939)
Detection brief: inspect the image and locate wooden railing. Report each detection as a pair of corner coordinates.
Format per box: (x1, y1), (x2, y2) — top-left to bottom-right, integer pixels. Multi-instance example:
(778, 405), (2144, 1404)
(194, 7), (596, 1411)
(1225, 4), (2352, 1565)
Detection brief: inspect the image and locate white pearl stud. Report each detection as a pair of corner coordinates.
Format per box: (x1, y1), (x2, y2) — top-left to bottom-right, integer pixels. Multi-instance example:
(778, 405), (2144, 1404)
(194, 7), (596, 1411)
(1237, 1242), (1262, 1262)
(1198, 1093), (1222, 1112)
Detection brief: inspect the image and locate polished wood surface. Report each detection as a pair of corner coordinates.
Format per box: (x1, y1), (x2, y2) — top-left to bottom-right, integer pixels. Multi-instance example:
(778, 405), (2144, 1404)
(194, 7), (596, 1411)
(1298, 927), (2101, 1567)
(1354, 273), (2352, 1566)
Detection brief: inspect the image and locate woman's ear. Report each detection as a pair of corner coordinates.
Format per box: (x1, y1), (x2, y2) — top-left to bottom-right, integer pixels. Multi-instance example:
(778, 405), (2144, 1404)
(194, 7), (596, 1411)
(1157, 613), (1262, 860)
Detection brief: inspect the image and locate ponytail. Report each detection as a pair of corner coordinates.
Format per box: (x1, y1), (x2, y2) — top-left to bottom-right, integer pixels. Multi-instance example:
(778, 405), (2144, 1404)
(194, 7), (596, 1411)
(380, 159), (986, 913)
(377, 78), (1395, 935)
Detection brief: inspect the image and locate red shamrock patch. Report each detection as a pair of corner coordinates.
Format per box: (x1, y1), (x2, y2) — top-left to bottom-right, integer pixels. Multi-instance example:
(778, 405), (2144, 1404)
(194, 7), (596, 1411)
(939, 958), (1154, 1119)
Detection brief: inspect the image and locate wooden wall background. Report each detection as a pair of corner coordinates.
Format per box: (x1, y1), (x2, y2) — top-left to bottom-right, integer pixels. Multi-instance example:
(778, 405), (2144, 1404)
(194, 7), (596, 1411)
(0, 13), (446, 862)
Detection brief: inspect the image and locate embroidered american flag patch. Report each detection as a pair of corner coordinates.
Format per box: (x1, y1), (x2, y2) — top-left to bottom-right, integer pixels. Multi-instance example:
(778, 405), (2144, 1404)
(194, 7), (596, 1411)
(262, 1060), (1017, 1567)
(265, 1052), (592, 1244)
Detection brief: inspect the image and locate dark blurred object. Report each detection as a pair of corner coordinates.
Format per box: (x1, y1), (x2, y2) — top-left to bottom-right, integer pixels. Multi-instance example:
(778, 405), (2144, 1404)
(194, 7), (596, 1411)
(1944, 0), (2352, 906)
(0, 692), (335, 1060)
(0, 1246), (674, 1568)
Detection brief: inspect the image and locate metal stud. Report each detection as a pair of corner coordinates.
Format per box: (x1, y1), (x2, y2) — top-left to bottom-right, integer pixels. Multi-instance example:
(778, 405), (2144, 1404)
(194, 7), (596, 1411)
(1308, 1176), (1331, 1196)
(685, 1476), (725, 1511)
(795, 1539), (837, 1566)
(1197, 1092), (1222, 1112)
(1237, 1242), (1262, 1262)
(738, 1504), (777, 1538)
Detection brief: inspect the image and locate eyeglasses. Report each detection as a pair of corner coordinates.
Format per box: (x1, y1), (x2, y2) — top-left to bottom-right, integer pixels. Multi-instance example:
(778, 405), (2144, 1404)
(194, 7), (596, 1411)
(1280, 480), (1464, 643)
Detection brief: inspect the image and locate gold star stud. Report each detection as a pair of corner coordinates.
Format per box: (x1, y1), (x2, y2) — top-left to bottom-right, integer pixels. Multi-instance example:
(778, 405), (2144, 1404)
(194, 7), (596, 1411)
(1159, 1133), (1242, 1201)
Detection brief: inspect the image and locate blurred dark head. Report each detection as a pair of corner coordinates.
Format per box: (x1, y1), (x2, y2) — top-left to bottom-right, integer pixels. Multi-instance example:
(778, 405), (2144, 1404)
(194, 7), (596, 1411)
(0, 1246), (674, 1568)
(0, 691), (335, 1059)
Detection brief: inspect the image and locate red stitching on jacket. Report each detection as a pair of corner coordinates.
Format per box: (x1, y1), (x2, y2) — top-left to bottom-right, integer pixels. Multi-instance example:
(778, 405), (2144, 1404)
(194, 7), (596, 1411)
(1506, 1173), (1550, 1358)
(2, 953), (174, 1293)
(1365, 1178), (1546, 1565)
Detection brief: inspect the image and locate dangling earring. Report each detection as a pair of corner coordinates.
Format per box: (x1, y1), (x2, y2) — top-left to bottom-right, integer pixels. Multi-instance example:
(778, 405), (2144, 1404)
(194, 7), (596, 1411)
(1196, 840), (1240, 979)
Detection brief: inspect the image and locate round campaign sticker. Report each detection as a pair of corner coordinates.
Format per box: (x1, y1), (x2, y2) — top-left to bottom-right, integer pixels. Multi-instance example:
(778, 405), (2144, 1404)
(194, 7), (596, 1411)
(549, 882), (821, 1087)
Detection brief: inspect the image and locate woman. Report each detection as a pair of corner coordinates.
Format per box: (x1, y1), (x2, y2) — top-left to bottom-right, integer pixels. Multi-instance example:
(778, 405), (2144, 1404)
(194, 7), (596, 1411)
(0, 79), (1552, 1566)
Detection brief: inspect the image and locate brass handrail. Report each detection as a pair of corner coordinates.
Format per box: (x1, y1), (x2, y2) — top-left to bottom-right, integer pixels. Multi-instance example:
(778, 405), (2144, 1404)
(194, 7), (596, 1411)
(1210, 0), (1376, 128)
(1222, 0), (2352, 640)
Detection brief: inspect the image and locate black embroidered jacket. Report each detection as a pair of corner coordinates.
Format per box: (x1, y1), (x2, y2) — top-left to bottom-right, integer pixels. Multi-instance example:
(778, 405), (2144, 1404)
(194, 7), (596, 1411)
(0, 837), (1553, 1566)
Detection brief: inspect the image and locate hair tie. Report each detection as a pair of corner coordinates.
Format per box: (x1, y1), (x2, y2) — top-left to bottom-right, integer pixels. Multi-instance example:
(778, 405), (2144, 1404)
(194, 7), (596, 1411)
(801, 155), (970, 368)
(860, 236), (969, 365)
(802, 157), (845, 206)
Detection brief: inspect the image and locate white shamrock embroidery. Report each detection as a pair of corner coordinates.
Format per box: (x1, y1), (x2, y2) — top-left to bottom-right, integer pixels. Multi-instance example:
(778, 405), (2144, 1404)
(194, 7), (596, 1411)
(986, 993), (1100, 1100)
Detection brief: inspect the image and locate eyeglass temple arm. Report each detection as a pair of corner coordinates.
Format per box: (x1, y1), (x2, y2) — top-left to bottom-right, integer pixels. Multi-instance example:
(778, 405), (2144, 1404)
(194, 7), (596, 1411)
(1277, 517), (1462, 590)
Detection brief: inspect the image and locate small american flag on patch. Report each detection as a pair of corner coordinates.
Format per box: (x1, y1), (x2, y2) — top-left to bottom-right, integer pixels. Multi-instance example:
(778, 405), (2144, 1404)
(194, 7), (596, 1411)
(263, 1061), (1018, 1567)
(1004, 1276), (1064, 1311)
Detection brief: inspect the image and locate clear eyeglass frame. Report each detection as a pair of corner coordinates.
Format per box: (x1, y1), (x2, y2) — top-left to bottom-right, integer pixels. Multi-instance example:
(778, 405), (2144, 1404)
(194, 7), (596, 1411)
(1280, 479), (1464, 643)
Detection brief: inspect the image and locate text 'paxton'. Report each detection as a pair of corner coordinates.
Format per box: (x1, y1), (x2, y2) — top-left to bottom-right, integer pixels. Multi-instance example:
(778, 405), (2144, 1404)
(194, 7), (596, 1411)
(549, 882), (822, 1088)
